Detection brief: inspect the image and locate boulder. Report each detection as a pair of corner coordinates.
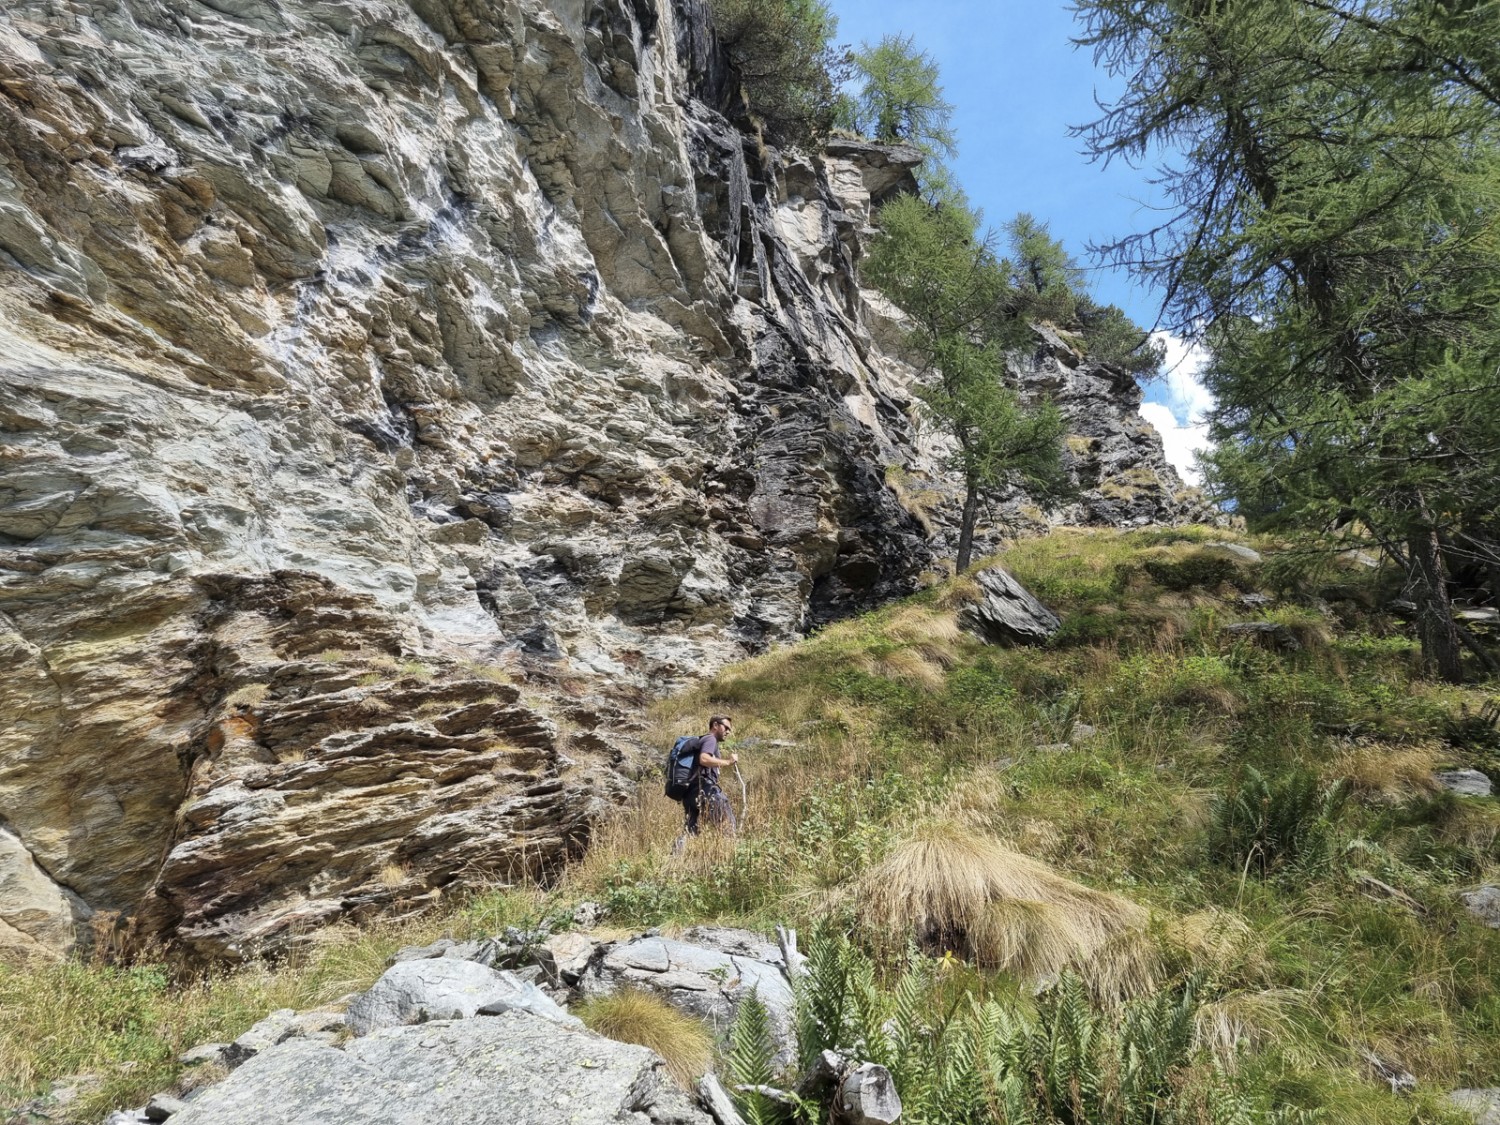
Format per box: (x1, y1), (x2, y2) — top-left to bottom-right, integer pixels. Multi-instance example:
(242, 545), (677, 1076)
(1450, 1089), (1500, 1125)
(1461, 885), (1500, 929)
(166, 1012), (711, 1125)
(1437, 770), (1493, 798)
(346, 959), (580, 1036)
(837, 1064), (903, 1125)
(581, 929), (796, 1069)
(958, 567), (1061, 647)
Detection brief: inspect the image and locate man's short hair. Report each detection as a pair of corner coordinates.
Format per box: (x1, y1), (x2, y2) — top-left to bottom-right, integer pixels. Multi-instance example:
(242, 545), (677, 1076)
(709, 714), (732, 729)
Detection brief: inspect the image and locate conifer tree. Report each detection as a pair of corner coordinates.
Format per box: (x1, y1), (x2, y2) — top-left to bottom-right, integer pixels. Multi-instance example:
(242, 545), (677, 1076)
(865, 196), (1068, 572)
(1076, 0), (1500, 680)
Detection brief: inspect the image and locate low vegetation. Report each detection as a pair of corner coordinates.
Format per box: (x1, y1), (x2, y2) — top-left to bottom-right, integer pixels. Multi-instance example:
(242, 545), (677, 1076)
(575, 989), (713, 1089)
(3, 528), (1497, 1124)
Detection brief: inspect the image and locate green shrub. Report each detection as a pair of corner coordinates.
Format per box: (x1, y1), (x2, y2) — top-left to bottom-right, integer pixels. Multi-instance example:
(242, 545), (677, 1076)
(1142, 550), (1245, 592)
(707, 0), (844, 146)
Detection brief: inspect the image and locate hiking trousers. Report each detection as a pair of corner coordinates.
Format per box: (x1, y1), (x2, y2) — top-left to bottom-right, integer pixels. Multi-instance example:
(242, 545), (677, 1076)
(683, 778), (736, 836)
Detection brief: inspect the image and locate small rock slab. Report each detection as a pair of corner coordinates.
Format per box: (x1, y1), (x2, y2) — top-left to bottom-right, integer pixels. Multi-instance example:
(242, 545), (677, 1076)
(166, 1012), (711, 1125)
(223, 1008), (344, 1068)
(538, 931), (597, 983)
(387, 937), (498, 966)
(958, 567), (1060, 647)
(1462, 885), (1500, 929)
(1450, 1089), (1500, 1125)
(346, 959), (580, 1036)
(838, 1063), (902, 1125)
(1437, 769), (1493, 798)
(1206, 542), (1263, 564)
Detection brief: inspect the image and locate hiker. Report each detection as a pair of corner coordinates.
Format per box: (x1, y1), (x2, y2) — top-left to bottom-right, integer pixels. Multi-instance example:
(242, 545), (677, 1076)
(682, 714), (738, 841)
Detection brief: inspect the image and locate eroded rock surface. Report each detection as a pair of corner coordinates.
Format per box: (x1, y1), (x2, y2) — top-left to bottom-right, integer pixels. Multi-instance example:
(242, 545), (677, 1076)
(0, 0), (1202, 956)
(168, 1013), (711, 1125)
(580, 927), (797, 1069)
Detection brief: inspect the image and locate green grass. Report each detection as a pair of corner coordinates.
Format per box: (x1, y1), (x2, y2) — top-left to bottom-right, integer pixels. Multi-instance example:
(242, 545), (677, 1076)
(3, 527), (1497, 1124)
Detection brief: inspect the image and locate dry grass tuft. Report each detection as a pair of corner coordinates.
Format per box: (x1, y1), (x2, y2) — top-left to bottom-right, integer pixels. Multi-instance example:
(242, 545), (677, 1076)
(934, 575), (983, 609)
(576, 989), (714, 1088)
(225, 683), (270, 709)
(1193, 988), (1324, 1069)
(1329, 742), (1440, 803)
(857, 822), (1149, 989)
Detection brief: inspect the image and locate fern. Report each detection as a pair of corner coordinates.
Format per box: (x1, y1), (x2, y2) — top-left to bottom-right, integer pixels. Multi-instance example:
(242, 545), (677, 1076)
(790, 940), (1260, 1125)
(794, 925), (856, 1070)
(728, 991), (782, 1125)
(1208, 766), (1349, 877)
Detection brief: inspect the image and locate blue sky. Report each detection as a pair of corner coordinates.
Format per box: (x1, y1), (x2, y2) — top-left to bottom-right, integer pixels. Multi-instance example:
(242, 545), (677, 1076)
(824, 0), (1214, 481)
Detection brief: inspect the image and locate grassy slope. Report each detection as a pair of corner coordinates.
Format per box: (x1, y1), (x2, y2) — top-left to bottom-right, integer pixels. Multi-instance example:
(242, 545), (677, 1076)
(4, 527), (1498, 1122)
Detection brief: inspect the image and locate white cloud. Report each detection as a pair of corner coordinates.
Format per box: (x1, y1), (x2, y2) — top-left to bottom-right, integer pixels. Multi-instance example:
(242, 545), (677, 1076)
(1142, 331), (1216, 486)
(1140, 403), (1211, 487)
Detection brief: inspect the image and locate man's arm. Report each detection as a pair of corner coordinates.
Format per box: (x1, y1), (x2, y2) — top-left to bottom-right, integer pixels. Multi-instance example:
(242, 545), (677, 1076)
(697, 734), (738, 768)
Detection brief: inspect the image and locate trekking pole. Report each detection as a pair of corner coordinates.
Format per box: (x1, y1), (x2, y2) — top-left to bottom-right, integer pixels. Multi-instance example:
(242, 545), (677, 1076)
(733, 760), (748, 832)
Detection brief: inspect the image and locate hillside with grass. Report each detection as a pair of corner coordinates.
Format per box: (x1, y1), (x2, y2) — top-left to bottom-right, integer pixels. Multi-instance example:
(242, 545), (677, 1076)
(5, 528), (1499, 1123)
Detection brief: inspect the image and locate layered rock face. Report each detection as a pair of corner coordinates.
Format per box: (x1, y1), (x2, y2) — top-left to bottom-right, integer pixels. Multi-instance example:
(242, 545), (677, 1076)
(0, 0), (1199, 960)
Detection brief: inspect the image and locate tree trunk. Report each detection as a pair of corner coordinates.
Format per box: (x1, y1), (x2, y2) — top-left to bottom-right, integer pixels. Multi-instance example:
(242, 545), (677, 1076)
(955, 480), (980, 574)
(1408, 520), (1464, 683)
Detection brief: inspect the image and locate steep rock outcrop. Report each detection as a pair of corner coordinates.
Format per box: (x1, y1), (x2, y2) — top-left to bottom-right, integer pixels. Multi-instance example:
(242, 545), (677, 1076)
(0, 0), (1200, 958)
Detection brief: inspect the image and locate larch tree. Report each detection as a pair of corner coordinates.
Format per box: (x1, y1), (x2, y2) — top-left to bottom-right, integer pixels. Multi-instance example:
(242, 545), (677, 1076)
(1075, 0), (1500, 681)
(865, 196), (1068, 572)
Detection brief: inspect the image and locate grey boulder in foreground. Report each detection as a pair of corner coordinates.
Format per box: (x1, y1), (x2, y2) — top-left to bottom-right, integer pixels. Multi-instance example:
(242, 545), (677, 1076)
(168, 1011), (710, 1125)
(345, 958), (580, 1035)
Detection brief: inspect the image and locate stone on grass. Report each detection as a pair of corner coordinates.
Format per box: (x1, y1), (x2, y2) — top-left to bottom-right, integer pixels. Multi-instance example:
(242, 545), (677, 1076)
(1206, 542), (1263, 564)
(166, 1011), (711, 1125)
(346, 958), (579, 1035)
(179, 1043), (229, 1068)
(958, 567), (1060, 647)
(1437, 770), (1493, 798)
(1449, 1089), (1500, 1125)
(1462, 885), (1500, 929)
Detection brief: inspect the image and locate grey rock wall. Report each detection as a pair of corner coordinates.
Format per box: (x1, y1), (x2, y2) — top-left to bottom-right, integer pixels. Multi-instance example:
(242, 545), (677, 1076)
(0, 0), (1200, 959)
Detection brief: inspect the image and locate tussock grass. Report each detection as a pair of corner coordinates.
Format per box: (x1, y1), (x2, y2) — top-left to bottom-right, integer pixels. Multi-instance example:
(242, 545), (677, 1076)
(1194, 988), (1327, 1069)
(857, 822), (1151, 991)
(1331, 742), (1441, 802)
(575, 989), (713, 1088)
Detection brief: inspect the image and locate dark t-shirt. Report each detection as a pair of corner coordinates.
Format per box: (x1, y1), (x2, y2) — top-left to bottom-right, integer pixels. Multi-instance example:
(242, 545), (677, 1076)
(697, 733), (721, 787)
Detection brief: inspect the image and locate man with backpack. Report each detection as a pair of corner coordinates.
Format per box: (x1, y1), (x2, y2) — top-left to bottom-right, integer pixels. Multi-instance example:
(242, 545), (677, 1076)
(669, 714), (738, 849)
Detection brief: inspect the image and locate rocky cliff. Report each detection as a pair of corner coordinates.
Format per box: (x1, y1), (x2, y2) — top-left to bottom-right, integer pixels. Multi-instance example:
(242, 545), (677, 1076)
(0, 0), (1202, 962)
